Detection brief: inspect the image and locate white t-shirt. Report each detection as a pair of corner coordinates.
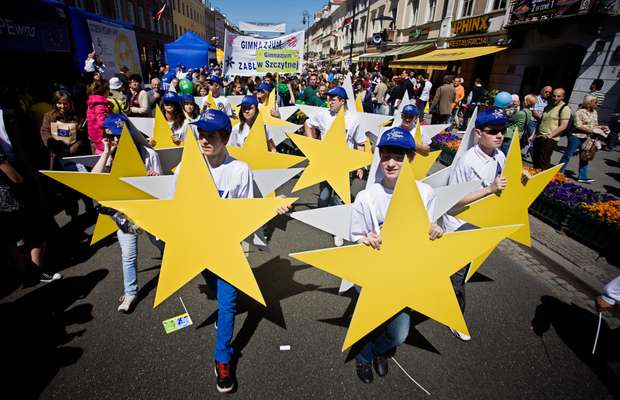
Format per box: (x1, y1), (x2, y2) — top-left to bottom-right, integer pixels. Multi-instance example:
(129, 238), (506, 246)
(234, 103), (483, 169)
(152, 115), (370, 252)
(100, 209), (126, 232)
(168, 119), (190, 141)
(441, 145), (506, 232)
(307, 109), (366, 148)
(203, 95), (233, 117)
(228, 122), (274, 147)
(209, 152), (253, 199)
(350, 181), (436, 243)
(420, 81), (432, 102)
(141, 147), (163, 175)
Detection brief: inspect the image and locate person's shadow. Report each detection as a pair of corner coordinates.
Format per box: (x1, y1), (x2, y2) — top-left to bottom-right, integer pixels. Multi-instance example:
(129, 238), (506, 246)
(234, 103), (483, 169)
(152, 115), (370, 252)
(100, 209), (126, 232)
(531, 296), (620, 397)
(0, 269), (108, 398)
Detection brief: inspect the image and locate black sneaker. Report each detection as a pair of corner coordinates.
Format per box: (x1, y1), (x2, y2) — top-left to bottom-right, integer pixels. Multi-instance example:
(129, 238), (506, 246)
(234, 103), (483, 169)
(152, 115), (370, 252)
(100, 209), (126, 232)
(356, 362), (373, 384)
(578, 178), (595, 184)
(373, 355), (388, 377)
(214, 361), (234, 393)
(40, 271), (62, 283)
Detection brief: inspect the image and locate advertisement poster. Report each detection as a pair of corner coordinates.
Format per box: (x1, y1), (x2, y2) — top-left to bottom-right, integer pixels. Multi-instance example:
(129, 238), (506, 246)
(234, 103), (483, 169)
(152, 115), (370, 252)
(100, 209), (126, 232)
(87, 19), (141, 79)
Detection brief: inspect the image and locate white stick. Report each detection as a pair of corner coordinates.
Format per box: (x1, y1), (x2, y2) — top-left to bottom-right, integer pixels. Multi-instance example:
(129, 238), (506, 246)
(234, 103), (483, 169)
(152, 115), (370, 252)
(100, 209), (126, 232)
(179, 297), (189, 315)
(391, 356), (431, 396)
(592, 311), (602, 355)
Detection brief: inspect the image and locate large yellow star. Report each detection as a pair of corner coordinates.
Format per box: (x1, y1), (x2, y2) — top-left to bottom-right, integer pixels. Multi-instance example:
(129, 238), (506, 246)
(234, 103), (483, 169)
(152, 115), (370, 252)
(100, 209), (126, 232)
(226, 112), (305, 170)
(40, 126), (152, 245)
(260, 103), (299, 129)
(286, 109), (372, 204)
(412, 122), (441, 179)
(290, 160), (521, 350)
(153, 106), (180, 149)
(456, 131), (562, 247)
(101, 129), (297, 307)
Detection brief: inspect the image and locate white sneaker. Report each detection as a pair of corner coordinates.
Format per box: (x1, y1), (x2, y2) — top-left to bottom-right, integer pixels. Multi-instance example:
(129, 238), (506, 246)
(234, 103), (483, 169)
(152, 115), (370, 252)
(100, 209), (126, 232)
(450, 328), (471, 341)
(117, 294), (137, 313)
(334, 235), (344, 247)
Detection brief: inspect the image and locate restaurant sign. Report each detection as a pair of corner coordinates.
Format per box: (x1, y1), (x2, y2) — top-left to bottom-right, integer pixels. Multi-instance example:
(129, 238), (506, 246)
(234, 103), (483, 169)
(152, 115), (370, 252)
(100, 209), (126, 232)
(451, 15), (490, 36)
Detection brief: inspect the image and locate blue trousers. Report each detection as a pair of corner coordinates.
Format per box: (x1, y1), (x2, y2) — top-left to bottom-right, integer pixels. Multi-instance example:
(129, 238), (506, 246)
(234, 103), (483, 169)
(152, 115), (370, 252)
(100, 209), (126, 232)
(559, 134), (589, 180)
(202, 270), (237, 363)
(318, 181), (344, 208)
(355, 311), (410, 364)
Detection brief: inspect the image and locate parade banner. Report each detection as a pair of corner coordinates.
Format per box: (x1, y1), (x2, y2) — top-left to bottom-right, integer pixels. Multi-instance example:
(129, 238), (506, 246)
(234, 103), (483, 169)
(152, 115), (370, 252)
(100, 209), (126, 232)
(87, 19), (141, 79)
(256, 49), (300, 73)
(224, 30), (304, 76)
(239, 21), (286, 33)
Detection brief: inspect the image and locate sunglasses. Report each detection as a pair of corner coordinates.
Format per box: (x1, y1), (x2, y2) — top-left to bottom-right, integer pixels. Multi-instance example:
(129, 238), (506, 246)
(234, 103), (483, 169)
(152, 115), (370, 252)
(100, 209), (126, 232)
(481, 127), (506, 135)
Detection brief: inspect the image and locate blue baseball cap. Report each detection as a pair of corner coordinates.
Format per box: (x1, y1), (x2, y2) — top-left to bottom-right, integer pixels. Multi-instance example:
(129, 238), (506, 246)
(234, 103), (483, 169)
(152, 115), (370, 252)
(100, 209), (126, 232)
(257, 82), (273, 92)
(240, 95), (259, 108)
(475, 107), (508, 129)
(103, 114), (128, 136)
(162, 92), (180, 104)
(208, 75), (223, 85)
(327, 86), (348, 100)
(181, 93), (195, 103)
(191, 109), (232, 134)
(162, 71), (176, 83)
(378, 127), (416, 151)
(401, 104), (419, 117)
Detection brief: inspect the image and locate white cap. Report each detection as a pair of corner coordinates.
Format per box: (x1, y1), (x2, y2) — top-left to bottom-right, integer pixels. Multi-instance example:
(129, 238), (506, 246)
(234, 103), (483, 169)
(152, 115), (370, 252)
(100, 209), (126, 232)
(109, 77), (123, 90)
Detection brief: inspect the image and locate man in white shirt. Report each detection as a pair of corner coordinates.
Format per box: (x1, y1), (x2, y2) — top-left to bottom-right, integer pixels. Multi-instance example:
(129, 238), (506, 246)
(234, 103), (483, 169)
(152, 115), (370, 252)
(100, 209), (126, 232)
(417, 73), (432, 121)
(350, 126), (443, 384)
(441, 107), (509, 341)
(304, 86), (367, 225)
(203, 76), (233, 117)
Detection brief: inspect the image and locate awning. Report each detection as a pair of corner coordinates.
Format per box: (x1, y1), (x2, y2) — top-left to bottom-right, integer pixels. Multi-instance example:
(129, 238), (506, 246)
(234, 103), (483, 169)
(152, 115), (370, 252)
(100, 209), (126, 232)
(388, 62), (447, 71)
(358, 44), (432, 62)
(397, 46), (507, 63)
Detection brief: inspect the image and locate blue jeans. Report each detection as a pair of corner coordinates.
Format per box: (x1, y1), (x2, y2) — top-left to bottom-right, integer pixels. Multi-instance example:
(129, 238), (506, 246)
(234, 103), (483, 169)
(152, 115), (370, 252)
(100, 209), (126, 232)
(202, 270), (237, 363)
(356, 311), (410, 364)
(318, 181), (344, 208)
(117, 230), (138, 296)
(451, 223), (478, 312)
(559, 134), (589, 179)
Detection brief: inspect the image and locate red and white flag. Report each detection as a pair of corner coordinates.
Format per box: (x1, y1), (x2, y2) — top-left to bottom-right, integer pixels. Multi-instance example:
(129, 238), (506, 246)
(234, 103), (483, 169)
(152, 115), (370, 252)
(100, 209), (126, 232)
(153, 1), (167, 22)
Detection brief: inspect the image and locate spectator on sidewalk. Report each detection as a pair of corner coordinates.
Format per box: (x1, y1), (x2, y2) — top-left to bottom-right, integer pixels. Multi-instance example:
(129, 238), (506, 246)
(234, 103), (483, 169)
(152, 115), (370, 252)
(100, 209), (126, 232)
(127, 75), (150, 117)
(533, 88), (571, 170)
(430, 75), (456, 125)
(417, 73), (432, 120)
(147, 78), (163, 115)
(373, 76), (388, 115)
(86, 80), (111, 154)
(531, 86), (552, 132)
(108, 77), (127, 115)
(589, 79), (605, 108)
(502, 94), (533, 155)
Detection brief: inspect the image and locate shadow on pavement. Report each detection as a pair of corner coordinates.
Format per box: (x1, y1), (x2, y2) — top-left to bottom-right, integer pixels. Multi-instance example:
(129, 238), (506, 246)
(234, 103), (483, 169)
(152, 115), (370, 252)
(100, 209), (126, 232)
(531, 295), (620, 398)
(0, 269), (108, 398)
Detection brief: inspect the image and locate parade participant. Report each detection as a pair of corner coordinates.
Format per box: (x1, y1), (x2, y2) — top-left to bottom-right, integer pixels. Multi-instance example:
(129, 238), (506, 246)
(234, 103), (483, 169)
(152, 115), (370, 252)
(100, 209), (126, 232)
(228, 95), (276, 151)
(161, 92), (188, 145)
(181, 94), (200, 122)
(202, 76), (232, 117)
(399, 104), (430, 156)
(190, 109), (288, 393)
(351, 126), (443, 384)
(301, 73), (322, 106)
(86, 80), (111, 154)
(255, 82), (273, 105)
(196, 84), (209, 97)
(127, 74), (150, 117)
(441, 107), (509, 341)
(596, 275), (620, 312)
(92, 114), (162, 313)
(147, 78), (163, 115)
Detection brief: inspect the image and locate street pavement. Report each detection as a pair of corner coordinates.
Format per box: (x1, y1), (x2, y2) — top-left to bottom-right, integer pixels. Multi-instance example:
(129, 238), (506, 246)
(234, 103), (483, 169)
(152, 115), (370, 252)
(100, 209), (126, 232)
(1, 176), (619, 399)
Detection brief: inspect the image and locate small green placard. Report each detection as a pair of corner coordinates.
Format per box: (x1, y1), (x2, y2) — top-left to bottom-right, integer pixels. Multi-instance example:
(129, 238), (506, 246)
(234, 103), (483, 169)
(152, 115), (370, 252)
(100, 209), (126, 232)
(256, 49), (300, 73)
(162, 312), (193, 334)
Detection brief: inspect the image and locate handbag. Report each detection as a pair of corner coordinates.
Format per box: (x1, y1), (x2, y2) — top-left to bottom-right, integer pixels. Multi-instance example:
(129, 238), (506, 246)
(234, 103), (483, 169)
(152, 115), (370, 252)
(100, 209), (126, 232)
(580, 137), (597, 161)
(50, 121), (78, 144)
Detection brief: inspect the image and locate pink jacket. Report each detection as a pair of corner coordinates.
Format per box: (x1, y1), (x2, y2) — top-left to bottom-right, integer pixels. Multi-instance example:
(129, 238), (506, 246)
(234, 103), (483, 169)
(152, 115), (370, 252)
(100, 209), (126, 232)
(86, 95), (111, 154)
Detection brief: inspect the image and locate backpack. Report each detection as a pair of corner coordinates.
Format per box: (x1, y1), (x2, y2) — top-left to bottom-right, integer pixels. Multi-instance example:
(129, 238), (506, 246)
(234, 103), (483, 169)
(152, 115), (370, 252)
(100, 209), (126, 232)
(558, 103), (574, 136)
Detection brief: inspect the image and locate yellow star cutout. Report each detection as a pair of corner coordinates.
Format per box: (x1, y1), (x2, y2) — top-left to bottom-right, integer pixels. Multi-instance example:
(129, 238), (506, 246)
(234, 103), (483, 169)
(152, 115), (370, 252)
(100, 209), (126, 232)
(153, 106), (181, 149)
(205, 92), (217, 110)
(355, 93), (364, 112)
(259, 103), (299, 129)
(290, 160), (521, 350)
(40, 126), (152, 245)
(412, 122), (440, 179)
(226, 112), (305, 170)
(286, 109), (372, 204)
(101, 129), (297, 307)
(456, 131), (562, 247)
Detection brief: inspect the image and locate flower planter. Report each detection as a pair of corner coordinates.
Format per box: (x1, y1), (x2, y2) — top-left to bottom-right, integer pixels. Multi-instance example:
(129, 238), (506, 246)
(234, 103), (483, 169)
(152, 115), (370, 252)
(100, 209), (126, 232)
(528, 195), (571, 229)
(438, 149), (456, 166)
(564, 210), (620, 252)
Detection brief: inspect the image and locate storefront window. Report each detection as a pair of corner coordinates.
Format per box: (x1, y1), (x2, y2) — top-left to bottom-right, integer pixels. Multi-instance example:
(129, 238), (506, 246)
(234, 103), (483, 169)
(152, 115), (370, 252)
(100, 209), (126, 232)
(460, 0), (474, 17)
(488, 0), (507, 11)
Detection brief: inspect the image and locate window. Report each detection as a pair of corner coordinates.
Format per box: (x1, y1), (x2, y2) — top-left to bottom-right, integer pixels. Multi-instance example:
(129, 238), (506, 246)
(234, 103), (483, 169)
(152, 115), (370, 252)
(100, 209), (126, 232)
(376, 5), (385, 31)
(93, 0), (103, 14)
(488, 0), (507, 11)
(407, 0), (419, 26)
(114, 0), (124, 21)
(138, 6), (145, 28)
(127, 2), (135, 24)
(460, 0), (474, 17)
(425, 0), (437, 23)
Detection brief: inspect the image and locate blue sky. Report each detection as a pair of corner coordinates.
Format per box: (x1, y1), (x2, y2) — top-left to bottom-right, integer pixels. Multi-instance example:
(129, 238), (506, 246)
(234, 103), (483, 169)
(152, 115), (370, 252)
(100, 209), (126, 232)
(211, 0), (329, 33)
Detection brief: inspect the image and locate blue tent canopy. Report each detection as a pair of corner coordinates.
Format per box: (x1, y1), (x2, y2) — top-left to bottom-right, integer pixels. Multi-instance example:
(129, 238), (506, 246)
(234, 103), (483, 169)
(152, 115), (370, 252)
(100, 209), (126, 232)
(164, 32), (215, 69)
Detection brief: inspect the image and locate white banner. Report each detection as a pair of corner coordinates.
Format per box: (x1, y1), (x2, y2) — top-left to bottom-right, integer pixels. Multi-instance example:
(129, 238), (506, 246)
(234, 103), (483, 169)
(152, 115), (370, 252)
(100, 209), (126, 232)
(87, 19), (141, 80)
(223, 30), (304, 77)
(239, 22), (286, 33)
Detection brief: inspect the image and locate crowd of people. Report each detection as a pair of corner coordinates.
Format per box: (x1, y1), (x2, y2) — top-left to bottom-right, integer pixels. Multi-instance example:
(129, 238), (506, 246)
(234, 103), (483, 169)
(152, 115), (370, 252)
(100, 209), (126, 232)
(1, 55), (618, 393)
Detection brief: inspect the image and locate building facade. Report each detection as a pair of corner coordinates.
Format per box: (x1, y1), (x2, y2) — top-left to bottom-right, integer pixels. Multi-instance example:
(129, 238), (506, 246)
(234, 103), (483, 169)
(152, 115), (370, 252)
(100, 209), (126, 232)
(171, 0), (208, 39)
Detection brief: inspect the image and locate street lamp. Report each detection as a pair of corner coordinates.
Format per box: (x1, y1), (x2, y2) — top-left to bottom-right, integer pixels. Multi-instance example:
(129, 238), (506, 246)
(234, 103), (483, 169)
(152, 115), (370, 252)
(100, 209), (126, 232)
(303, 10), (310, 60)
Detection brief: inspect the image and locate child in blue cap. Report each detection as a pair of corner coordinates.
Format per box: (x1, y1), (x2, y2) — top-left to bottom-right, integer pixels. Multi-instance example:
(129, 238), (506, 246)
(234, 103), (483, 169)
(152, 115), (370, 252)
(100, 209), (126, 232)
(161, 92), (189, 145)
(441, 107), (509, 341)
(202, 75), (233, 117)
(189, 109), (288, 393)
(228, 95), (276, 151)
(399, 104), (431, 156)
(181, 93), (199, 122)
(350, 126), (443, 384)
